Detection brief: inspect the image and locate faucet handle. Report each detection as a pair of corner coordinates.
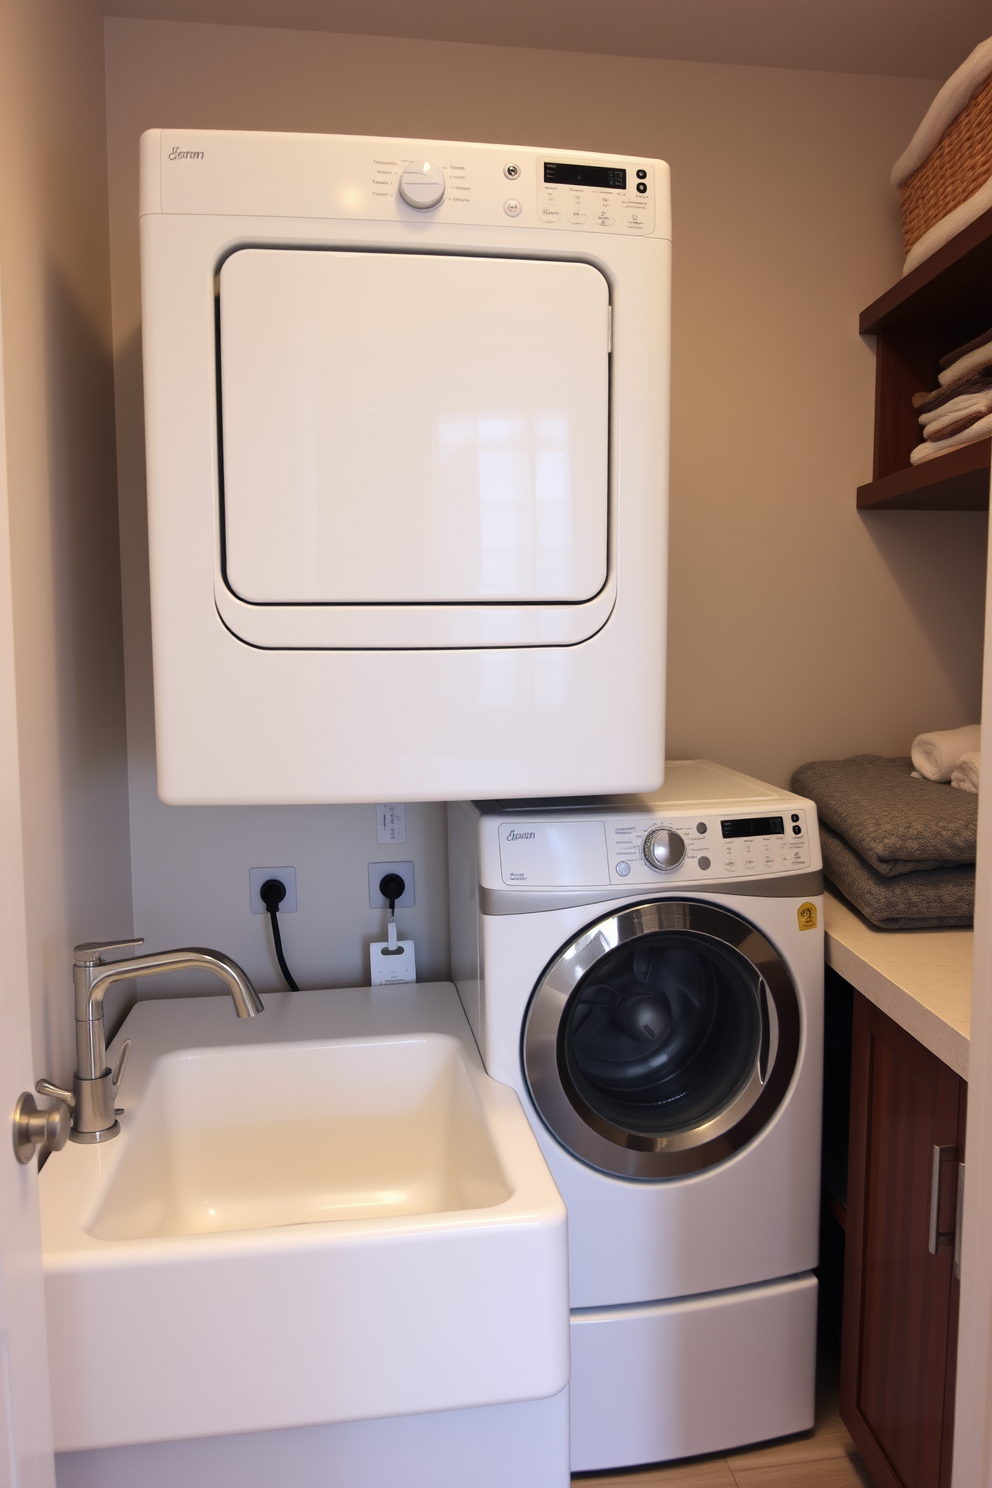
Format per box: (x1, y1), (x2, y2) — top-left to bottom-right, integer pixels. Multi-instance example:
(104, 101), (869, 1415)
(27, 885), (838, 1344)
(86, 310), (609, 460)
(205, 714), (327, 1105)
(73, 938), (144, 967)
(36, 1079), (74, 1107)
(112, 1040), (131, 1094)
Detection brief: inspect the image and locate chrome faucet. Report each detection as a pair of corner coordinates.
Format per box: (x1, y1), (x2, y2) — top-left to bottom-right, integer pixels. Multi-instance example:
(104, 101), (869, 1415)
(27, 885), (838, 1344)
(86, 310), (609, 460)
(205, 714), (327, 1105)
(36, 938), (263, 1144)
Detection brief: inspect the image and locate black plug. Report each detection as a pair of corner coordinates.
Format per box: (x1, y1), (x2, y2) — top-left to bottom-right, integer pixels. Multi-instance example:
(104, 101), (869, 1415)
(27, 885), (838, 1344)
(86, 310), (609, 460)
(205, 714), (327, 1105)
(260, 877), (299, 992)
(259, 878), (287, 914)
(379, 872), (406, 913)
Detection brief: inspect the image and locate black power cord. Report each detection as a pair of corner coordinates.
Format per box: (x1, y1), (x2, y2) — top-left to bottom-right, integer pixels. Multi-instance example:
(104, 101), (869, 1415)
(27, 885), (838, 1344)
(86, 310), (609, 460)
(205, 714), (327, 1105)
(260, 878), (300, 991)
(378, 873), (407, 959)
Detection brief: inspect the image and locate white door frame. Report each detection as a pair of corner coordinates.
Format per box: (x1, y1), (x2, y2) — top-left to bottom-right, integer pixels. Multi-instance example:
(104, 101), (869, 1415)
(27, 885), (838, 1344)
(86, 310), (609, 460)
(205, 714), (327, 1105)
(0, 265), (56, 1488)
(952, 491), (992, 1485)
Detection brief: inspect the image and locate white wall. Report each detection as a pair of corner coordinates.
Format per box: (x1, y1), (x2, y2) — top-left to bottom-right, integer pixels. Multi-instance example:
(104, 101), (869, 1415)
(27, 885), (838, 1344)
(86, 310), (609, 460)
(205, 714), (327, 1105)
(103, 19), (983, 1002)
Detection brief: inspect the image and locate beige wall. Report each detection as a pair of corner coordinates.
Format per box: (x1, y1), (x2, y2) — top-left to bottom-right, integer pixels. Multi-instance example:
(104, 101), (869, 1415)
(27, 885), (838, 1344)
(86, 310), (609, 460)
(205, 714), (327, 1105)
(0, 1), (132, 1088)
(104, 19), (982, 990)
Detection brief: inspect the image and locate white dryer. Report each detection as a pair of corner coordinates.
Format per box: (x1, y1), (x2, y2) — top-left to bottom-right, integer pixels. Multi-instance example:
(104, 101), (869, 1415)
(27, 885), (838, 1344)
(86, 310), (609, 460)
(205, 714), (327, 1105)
(138, 130), (670, 805)
(448, 760), (824, 1472)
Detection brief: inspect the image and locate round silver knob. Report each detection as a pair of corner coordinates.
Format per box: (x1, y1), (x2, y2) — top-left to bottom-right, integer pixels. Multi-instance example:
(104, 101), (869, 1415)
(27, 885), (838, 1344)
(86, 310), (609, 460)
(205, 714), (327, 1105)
(642, 828), (686, 872)
(12, 1091), (70, 1165)
(398, 161), (445, 210)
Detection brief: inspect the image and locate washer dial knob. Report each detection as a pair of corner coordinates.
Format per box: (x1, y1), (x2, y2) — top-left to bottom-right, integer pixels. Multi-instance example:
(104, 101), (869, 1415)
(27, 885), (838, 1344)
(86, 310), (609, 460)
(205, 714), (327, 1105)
(642, 827), (686, 872)
(398, 161), (446, 209)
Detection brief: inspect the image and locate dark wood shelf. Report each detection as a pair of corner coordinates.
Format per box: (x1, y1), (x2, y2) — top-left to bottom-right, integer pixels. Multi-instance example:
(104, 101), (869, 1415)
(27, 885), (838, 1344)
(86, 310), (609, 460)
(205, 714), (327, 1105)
(857, 438), (991, 511)
(858, 206), (992, 511)
(860, 204), (992, 336)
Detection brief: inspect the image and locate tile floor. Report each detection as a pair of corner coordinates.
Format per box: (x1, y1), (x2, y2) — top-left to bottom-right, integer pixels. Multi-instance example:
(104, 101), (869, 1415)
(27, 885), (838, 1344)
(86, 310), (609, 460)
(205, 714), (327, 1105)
(575, 1345), (874, 1488)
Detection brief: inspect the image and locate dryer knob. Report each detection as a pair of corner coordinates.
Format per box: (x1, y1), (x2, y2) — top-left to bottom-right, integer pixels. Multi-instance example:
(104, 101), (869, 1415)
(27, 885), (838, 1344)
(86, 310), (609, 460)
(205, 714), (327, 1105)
(642, 828), (686, 872)
(398, 161), (446, 210)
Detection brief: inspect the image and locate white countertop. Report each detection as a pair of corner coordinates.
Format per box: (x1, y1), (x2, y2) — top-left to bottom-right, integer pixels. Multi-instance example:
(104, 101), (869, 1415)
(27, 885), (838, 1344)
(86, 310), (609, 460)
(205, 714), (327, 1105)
(824, 889), (971, 1080)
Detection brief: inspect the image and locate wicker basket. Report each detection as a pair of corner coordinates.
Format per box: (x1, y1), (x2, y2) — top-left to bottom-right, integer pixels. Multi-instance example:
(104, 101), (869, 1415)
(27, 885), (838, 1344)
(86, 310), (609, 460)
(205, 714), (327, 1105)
(900, 70), (992, 252)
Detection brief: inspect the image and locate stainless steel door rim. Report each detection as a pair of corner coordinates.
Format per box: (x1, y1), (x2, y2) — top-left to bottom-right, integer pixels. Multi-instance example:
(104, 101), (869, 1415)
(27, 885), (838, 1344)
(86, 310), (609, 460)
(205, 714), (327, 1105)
(522, 898), (802, 1180)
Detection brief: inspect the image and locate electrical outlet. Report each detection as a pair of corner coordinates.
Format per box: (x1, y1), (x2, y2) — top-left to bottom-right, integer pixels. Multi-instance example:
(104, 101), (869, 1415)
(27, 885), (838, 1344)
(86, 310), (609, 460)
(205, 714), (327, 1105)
(368, 861), (415, 909)
(249, 866), (298, 914)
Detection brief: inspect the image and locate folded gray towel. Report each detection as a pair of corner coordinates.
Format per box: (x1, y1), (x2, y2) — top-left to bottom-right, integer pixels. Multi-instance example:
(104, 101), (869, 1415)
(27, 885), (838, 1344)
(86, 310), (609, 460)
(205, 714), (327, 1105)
(790, 755), (976, 876)
(820, 825), (974, 929)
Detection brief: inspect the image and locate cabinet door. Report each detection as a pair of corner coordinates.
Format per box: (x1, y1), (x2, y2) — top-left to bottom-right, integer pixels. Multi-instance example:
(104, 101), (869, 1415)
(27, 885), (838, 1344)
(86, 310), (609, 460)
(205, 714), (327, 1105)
(841, 992), (965, 1488)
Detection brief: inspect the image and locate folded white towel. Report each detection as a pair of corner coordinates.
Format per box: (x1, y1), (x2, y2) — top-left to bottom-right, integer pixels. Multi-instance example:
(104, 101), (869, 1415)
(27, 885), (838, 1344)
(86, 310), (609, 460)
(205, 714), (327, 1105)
(951, 750), (980, 794)
(939, 339), (992, 386)
(910, 411), (992, 463)
(920, 391), (992, 428)
(893, 37), (992, 186)
(912, 724), (981, 782)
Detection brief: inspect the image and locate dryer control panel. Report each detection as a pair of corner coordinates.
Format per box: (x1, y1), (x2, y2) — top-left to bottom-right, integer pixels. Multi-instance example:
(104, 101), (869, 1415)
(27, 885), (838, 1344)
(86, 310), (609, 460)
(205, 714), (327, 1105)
(491, 809), (815, 889)
(537, 159), (655, 235)
(144, 130), (670, 242)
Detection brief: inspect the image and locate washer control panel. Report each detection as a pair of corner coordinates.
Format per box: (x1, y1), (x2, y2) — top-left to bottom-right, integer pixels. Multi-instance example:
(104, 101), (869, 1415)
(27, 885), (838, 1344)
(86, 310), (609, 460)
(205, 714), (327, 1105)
(493, 809), (815, 888)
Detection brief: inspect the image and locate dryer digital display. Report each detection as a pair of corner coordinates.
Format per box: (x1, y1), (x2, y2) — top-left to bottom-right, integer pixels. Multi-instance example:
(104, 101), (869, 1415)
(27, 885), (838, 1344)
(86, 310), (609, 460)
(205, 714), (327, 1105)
(543, 161), (627, 189)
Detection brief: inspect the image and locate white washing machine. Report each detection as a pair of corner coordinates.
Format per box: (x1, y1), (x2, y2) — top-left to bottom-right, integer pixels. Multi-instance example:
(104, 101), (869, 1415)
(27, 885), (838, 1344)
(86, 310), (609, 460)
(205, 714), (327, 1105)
(447, 760), (824, 1472)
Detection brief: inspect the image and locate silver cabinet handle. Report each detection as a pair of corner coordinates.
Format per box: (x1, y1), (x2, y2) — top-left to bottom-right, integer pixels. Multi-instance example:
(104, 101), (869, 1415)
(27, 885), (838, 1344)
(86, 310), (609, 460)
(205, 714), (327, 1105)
(929, 1144), (958, 1254)
(955, 1162), (966, 1280)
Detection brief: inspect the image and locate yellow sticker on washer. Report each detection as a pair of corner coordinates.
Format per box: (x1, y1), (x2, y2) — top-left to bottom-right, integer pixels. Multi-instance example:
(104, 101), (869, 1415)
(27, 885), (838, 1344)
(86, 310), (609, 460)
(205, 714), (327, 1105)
(797, 902), (817, 931)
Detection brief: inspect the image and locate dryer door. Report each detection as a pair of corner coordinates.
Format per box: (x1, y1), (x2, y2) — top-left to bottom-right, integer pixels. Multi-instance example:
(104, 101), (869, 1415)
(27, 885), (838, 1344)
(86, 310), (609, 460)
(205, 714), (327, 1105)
(522, 899), (801, 1179)
(218, 248), (609, 643)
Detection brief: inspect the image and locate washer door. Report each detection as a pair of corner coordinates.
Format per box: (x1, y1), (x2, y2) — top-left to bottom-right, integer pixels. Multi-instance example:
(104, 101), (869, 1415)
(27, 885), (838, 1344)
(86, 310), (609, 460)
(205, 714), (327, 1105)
(522, 899), (801, 1179)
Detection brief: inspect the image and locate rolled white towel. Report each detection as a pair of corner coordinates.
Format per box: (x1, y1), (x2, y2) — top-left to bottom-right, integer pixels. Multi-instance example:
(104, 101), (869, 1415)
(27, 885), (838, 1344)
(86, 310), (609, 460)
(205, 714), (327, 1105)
(911, 724), (981, 782)
(951, 750), (980, 794)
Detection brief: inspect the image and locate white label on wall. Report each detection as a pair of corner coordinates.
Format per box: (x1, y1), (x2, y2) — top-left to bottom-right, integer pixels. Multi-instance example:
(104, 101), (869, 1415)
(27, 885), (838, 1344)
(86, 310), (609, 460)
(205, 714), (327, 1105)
(376, 803), (407, 844)
(370, 939), (417, 985)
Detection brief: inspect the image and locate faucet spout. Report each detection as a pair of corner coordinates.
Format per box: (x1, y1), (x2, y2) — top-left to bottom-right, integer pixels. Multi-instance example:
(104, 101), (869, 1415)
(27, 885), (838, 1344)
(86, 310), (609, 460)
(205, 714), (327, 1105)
(64, 939), (263, 1144)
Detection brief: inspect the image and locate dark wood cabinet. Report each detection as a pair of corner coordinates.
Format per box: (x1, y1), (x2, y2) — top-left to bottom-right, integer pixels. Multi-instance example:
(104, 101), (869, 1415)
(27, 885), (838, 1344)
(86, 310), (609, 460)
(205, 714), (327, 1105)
(840, 991), (965, 1488)
(858, 204), (992, 511)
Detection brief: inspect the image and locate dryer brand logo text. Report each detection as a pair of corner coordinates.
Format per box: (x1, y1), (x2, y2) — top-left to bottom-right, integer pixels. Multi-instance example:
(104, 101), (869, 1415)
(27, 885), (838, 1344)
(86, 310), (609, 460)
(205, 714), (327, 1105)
(505, 830), (536, 841)
(168, 147), (205, 161)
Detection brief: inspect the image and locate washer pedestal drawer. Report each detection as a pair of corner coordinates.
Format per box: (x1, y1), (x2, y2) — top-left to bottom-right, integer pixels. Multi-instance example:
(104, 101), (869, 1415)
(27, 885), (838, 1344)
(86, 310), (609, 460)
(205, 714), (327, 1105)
(569, 1272), (817, 1472)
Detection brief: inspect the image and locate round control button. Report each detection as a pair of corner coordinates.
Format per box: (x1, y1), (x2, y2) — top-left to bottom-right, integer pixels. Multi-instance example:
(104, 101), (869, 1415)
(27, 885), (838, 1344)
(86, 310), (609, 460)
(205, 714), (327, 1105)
(793, 824), (803, 835)
(398, 161), (445, 210)
(504, 197), (523, 217)
(698, 856), (711, 871)
(636, 169), (647, 179)
(642, 828), (687, 872)
(696, 822), (707, 834)
(791, 813), (800, 823)
(615, 860), (631, 877)
(504, 162), (521, 180)
(636, 181), (648, 194)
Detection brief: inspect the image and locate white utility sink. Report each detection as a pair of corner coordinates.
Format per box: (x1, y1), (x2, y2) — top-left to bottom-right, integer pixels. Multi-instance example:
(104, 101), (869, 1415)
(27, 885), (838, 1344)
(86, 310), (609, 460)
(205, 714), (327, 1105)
(41, 984), (569, 1455)
(89, 1035), (510, 1241)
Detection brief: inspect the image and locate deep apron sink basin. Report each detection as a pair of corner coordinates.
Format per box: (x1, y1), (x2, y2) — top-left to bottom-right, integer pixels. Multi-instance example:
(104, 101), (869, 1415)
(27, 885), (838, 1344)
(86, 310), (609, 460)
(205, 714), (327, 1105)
(40, 984), (569, 1455)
